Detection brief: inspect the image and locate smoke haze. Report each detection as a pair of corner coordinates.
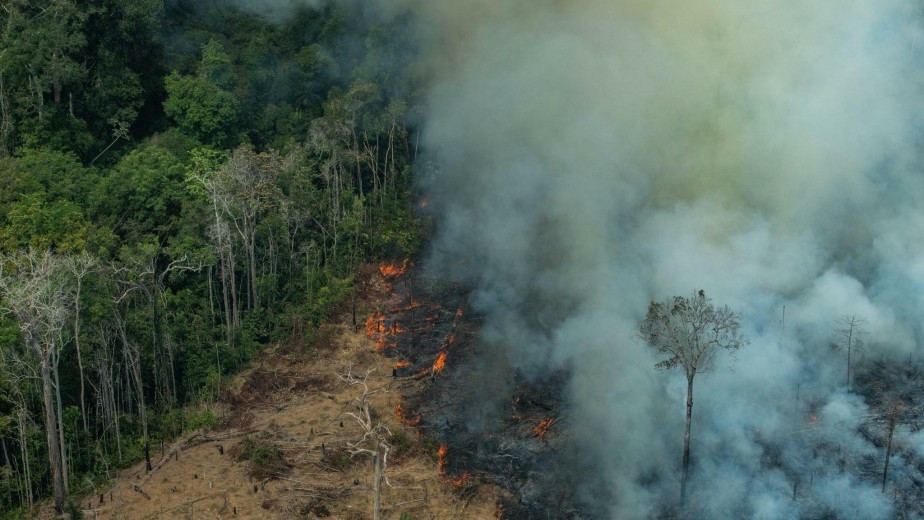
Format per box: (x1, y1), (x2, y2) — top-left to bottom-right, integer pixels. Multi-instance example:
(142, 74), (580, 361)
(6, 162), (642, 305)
(403, 1), (924, 518)
(239, 0), (924, 516)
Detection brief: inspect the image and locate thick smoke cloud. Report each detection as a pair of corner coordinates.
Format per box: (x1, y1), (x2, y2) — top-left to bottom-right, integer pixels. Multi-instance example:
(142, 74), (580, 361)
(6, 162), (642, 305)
(238, 0), (923, 516)
(399, 0), (924, 518)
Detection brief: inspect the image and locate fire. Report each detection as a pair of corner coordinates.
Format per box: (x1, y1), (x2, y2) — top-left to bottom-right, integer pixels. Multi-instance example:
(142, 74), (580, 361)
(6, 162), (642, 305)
(390, 300), (423, 313)
(379, 259), (408, 278)
(394, 403), (421, 426)
(433, 351), (447, 373)
(437, 443), (449, 473)
(365, 310), (409, 351)
(394, 360), (411, 368)
(436, 444), (470, 486)
(365, 310), (385, 338)
(532, 418), (555, 438)
(450, 472), (470, 486)
(390, 322), (408, 335)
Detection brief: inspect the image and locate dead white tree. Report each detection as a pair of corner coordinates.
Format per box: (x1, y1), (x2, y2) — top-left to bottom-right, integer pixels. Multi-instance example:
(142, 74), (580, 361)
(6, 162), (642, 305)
(0, 251), (71, 514)
(65, 251), (96, 433)
(216, 148), (281, 311)
(337, 366), (392, 520)
(639, 290), (748, 507)
(836, 315), (866, 392)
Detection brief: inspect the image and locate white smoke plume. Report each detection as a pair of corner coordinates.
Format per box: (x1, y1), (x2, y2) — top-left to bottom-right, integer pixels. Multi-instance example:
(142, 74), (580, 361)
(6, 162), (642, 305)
(228, 0), (924, 515)
(397, 0), (924, 518)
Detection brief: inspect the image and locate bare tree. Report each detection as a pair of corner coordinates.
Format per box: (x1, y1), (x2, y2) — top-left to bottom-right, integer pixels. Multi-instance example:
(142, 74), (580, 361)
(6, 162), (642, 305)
(112, 307), (151, 471)
(65, 251), (96, 433)
(836, 315), (866, 392)
(638, 290), (748, 507)
(216, 148), (282, 311)
(882, 400), (901, 493)
(0, 251), (71, 513)
(337, 366), (392, 520)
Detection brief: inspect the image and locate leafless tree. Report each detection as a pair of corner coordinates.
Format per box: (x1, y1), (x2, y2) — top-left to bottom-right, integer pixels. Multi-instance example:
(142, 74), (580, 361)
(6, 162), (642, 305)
(216, 148), (282, 311)
(65, 251), (96, 432)
(0, 250), (71, 513)
(337, 365), (392, 520)
(836, 315), (866, 392)
(638, 290), (748, 507)
(882, 400), (902, 493)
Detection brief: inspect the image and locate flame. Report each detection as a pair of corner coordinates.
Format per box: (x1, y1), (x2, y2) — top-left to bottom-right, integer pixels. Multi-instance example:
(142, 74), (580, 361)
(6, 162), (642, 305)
(394, 360), (411, 368)
(365, 310), (407, 351)
(365, 310), (385, 338)
(390, 322), (408, 335)
(455, 308), (463, 319)
(436, 444), (470, 486)
(379, 259), (408, 278)
(394, 403), (421, 426)
(532, 418), (555, 437)
(437, 443), (449, 473)
(451, 472), (470, 486)
(433, 352), (447, 373)
(390, 300), (423, 313)
(436, 442), (471, 486)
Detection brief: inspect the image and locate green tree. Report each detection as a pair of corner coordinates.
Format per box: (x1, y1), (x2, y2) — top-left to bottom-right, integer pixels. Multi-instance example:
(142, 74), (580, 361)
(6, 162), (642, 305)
(164, 72), (238, 146)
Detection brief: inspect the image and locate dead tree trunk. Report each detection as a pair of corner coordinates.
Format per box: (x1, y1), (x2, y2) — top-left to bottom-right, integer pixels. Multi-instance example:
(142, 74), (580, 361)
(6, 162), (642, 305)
(681, 376), (694, 506)
(40, 350), (66, 513)
(882, 403), (898, 493)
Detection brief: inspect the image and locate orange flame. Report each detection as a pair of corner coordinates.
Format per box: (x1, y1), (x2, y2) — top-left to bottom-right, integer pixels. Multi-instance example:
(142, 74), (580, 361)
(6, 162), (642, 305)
(532, 418), (555, 437)
(394, 403), (421, 426)
(394, 360), (411, 368)
(433, 352), (447, 373)
(389, 301), (424, 314)
(436, 444), (470, 486)
(450, 472), (470, 486)
(365, 310), (385, 338)
(379, 259), (408, 278)
(437, 443), (448, 473)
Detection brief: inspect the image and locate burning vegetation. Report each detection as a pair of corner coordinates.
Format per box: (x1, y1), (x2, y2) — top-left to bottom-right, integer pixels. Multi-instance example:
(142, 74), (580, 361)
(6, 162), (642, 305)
(367, 260), (574, 517)
(532, 418), (555, 438)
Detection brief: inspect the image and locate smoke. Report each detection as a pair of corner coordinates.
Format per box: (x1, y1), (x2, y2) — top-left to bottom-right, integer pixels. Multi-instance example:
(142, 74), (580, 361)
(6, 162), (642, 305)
(394, 0), (924, 518)
(225, 0), (324, 23)
(230, 0), (923, 515)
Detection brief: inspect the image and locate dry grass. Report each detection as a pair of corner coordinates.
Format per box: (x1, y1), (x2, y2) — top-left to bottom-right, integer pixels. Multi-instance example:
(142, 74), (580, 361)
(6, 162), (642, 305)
(74, 268), (502, 520)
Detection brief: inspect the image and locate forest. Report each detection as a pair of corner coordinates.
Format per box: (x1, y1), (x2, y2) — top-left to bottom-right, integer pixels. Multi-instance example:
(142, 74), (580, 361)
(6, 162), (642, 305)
(0, 0), (422, 515)
(4, 1), (924, 519)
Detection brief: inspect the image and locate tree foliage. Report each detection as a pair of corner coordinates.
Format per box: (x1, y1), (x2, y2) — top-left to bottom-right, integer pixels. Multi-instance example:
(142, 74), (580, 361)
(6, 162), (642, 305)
(0, 0), (422, 513)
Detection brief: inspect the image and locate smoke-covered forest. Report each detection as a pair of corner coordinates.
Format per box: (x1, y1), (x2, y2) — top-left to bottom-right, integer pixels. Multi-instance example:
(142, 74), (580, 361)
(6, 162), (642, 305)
(3, 0), (924, 519)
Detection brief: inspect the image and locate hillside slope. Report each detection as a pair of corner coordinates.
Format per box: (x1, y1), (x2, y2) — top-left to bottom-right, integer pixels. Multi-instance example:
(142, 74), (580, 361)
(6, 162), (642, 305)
(76, 269), (499, 519)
